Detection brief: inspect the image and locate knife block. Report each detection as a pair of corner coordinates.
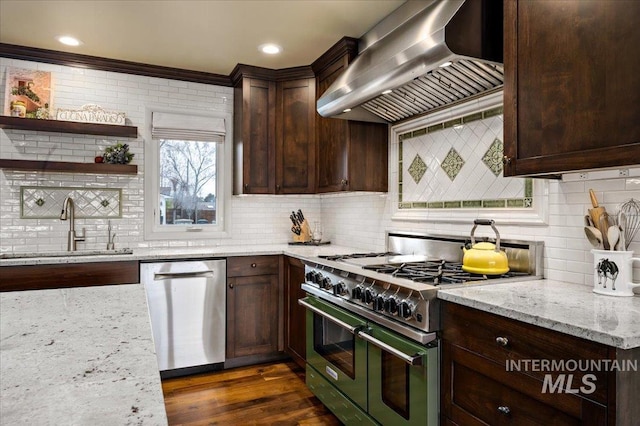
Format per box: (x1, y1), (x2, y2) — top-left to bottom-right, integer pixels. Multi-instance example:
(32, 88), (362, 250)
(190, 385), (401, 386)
(293, 219), (312, 242)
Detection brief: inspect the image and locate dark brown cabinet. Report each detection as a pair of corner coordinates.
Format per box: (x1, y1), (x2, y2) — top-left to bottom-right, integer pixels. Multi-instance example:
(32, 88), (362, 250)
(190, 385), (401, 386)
(0, 261), (139, 292)
(232, 66), (316, 194)
(441, 301), (640, 426)
(503, 0), (640, 176)
(283, 256), (306, 368)
(312, 38), (389, 193)
(226, 256), (282, 364)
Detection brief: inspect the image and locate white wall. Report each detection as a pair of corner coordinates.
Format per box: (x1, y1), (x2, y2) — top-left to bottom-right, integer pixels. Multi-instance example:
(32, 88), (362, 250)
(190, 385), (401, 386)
(2, 57), (639, 289)
(0, 58), (321, 253)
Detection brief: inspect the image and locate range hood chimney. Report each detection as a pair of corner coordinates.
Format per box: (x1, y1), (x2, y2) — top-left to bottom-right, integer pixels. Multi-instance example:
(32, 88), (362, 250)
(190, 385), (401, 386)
(317, 0), (504, 124)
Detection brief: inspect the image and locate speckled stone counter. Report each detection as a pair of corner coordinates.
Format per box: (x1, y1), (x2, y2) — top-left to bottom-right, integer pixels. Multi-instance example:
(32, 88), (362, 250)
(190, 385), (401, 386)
(0, 243), (361, 266)
(438, 279), (640, 349)
(0, 284), (168, 425)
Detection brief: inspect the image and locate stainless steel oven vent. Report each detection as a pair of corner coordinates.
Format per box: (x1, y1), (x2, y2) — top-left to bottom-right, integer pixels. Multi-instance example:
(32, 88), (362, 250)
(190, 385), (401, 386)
(317, 0), (504, 124)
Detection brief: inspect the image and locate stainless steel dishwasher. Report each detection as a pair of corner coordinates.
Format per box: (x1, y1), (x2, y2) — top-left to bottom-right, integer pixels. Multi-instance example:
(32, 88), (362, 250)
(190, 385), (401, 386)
(141, 259), (226, 376)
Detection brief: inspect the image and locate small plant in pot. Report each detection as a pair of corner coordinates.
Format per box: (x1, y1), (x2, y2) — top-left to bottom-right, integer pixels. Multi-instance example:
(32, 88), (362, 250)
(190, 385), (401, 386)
(103, 143), (134, 164)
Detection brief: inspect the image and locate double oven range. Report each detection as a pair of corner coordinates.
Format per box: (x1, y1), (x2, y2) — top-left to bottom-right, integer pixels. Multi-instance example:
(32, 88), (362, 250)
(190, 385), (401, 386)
(299, 232), (543, 426)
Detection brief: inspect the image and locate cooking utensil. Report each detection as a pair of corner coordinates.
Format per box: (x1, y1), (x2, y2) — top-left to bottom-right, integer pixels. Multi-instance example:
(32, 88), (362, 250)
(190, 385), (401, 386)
(599, 213), (611, 250)
(607, 226), (620, 251)
(462, 219), (509, 275)
(619, 198), (640, 248)
(588, 189), (609, 246)
(584, 226), (603, 249)
(618, 211), (627, 251)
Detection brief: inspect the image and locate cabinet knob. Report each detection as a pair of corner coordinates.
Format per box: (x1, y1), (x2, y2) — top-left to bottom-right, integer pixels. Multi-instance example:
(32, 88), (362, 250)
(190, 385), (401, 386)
(341, 178), (348, 186)
(229, 283), (234, 289)
(244, 184), (249, 190)
(251, 263), (257, 268)
(495, 336), (509, 347)
(276, 184), (281, 191)
(497, 406), (510, 415)
(502, 155), (512, 165)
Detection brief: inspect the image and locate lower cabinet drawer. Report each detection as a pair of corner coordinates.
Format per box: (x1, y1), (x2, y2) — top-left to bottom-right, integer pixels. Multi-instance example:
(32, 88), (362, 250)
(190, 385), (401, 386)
(306, 364), (378, 426)
(443, 342), (607, 426)
(227, 255), (279, 277)
(442, 302), (610, 404)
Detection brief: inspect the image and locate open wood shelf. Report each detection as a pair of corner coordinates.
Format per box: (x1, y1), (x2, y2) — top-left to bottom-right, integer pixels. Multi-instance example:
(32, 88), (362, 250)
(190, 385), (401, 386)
(0, 115), (138, 138)
(0, 159), (138, 175)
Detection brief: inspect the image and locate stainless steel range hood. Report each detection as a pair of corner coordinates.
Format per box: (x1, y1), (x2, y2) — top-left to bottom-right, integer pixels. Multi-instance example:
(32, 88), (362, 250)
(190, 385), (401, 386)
(317, 0), (504, 124)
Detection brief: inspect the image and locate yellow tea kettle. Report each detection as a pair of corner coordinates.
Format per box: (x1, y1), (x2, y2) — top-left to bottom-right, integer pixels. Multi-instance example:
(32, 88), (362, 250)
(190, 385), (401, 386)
(462, 219), (510, 275)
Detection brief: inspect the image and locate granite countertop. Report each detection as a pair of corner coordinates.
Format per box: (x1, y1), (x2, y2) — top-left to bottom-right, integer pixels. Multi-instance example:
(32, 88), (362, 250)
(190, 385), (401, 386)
(0, 243), (361, 266)
(0, 284), (168, 425)
(438, 279), (640, 350)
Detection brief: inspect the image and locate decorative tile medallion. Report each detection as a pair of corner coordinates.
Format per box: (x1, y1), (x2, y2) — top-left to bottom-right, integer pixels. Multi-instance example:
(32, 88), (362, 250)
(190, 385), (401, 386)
(482, 138), (504, 176)
(21, 186), (122, 219)
(441, 148), (465, 181)
(408, 154), (427, 184)
(397, 105), (534, 210)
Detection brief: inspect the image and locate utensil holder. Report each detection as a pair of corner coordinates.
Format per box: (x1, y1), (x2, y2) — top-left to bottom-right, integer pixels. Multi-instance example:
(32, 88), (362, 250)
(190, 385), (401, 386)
(592, 249), (640, 296)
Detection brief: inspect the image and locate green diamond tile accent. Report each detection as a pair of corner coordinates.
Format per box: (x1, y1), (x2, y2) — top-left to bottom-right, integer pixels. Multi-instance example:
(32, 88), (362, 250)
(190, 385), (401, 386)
(21, 186), (122, 219)
(507, 199), (525, 208)
(441, 148), (465, 181)
(462, 200), (483, 208)
(408, 154), (427, 184)
(444, 201), (462, 208)
(412, 128), (427, 137)
(482, 138), (504, 176)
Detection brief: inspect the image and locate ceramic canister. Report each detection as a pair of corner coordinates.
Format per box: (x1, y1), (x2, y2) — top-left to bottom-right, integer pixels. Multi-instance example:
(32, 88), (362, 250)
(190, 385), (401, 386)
(592, 249), (640, 297)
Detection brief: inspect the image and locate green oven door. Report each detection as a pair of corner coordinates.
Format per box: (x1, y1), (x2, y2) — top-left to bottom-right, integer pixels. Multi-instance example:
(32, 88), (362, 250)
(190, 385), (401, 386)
(362, 324), (439, 426)
(301, 296), (368, 409)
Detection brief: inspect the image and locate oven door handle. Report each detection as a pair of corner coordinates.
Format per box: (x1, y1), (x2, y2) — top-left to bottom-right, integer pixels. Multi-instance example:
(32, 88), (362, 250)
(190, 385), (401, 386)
(357, 330), (424, 366)
(298, 299), (360, 334)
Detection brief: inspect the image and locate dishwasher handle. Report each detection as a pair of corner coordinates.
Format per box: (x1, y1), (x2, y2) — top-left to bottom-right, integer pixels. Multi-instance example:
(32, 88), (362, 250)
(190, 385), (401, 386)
(154, 270), (215, 280)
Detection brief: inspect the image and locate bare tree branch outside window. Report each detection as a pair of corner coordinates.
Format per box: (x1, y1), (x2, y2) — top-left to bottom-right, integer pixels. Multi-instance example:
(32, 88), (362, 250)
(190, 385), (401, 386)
(159, 139), (217, 225)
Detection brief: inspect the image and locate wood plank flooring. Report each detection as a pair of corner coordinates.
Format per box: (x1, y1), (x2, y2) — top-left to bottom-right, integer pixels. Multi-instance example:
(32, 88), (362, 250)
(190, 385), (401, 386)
(161, 361), (341, 425)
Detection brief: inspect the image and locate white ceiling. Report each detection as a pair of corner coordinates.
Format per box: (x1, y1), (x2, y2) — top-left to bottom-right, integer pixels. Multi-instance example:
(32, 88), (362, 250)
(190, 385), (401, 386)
(0, 0), (406, 76)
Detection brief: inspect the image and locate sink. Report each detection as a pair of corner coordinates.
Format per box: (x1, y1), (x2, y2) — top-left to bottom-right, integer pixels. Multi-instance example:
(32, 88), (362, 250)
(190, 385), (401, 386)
(0, 248), (134, 259)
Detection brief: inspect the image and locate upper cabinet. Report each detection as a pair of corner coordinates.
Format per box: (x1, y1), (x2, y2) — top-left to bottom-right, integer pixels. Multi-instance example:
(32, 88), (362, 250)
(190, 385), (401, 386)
(232, 66), (316, 195)
(312, 38), (389, 192)
(503, 0), (640, 177)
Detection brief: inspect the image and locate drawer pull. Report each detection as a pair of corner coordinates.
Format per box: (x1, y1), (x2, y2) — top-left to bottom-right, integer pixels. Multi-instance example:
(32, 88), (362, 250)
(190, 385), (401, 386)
(495, 336), (509, 346)
(498, 406), (511, 415)
(251, 263), (257, 268)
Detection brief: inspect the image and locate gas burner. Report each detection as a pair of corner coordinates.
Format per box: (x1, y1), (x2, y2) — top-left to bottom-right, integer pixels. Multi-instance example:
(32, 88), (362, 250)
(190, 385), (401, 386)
(319, 252), (400, 261)
(362, 260), (529, 285)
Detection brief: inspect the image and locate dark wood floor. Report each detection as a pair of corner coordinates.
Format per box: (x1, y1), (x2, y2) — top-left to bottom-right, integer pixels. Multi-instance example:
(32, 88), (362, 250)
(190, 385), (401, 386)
(161, 361), (341, 425)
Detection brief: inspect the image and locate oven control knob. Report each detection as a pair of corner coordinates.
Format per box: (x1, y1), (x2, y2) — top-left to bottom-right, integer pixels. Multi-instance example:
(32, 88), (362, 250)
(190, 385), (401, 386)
(352, 285), (364, 300)
(373, 296), (385, 311)
(384, 297), (398, 314)
(399, 301), (412, 319)
(314, 272), (324, 284)
(333, 281), (347, 296)
(321, 277), (333, 290)
(364, 288), (377, 304)
(305, 271), (315, 283)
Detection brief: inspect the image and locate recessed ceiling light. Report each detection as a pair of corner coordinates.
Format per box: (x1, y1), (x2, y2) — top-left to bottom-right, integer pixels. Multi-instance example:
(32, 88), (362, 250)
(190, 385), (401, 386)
(439, 61), (453, 68)
(57, 36), (82, 46)
(259, 43), (282, 55)
(381, 89), (393, 95)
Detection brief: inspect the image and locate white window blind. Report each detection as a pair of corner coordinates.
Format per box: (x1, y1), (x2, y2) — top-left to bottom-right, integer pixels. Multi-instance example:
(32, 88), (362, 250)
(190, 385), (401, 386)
(151, 112), (225, 142)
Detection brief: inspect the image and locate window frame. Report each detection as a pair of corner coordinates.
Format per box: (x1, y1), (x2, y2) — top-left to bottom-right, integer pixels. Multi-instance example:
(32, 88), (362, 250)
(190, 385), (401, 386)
(143, 107), (232, 240)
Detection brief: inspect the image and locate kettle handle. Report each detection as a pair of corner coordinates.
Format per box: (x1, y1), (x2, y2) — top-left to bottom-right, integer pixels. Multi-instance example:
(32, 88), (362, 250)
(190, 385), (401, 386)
(470, 219), (501, 251)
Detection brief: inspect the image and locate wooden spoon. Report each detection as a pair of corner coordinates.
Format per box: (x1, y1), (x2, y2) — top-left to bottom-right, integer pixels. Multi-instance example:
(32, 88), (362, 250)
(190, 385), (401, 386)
(584, 226), (603, 249)
(607, 226), (620, 251)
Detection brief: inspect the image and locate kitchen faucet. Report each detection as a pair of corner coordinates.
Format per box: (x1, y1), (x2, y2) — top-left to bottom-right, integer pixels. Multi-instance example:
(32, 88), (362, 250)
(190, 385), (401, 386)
(60, 197), (85, 251)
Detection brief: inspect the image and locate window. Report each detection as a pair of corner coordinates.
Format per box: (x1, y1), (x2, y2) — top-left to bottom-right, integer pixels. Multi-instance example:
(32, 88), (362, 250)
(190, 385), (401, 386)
(144, 110), (230, 240)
